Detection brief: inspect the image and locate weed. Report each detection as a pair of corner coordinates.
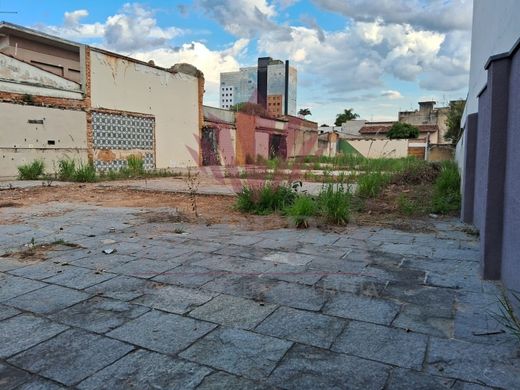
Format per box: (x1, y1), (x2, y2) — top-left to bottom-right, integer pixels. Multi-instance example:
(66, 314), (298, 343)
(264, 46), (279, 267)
(397, 194), (416, 216)
(493, 291), (520, 344)
(127, 155), (145, 175)
(173, 226), (185, 234)
(18, 160), (45, 180)
(431, 161), (460, 214)
(285, 195), (317, 228)
(183, 167), (200, 217)
(74, 163), (97, 182)
(318, 183), (351, 225)
(356, 172), (390, 198)
(58, 159), (76, 181)
(236, 182), (295, 215)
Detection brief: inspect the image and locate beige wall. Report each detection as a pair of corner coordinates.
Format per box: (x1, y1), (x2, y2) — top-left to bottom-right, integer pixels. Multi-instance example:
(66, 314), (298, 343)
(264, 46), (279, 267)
(348, 139), (409, 158)
(89, 50), (201, 168)
(0, 102), (87, 177)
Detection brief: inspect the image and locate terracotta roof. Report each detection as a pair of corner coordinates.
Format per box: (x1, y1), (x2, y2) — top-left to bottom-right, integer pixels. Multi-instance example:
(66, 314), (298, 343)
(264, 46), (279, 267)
(359, 124), (439, 134)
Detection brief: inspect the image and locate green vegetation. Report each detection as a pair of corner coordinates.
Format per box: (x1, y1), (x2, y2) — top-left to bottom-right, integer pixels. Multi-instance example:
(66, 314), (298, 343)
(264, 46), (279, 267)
(356, 172), (391, 198)
(286, 195), (318, 228)
(397, 194), (417, 216)
(58, 159), (77, 181)
(387, 122), (419, 139)
(126, 155), (145, 175)
(17, 160), (45, 180)
(444, 100), (466, 145)
(493, 291), (520, 344)
(236, 183), (295, 215)
(334, 108), (359, 126)
(431, 161), (461, 214)
(318, 183), (351, 225)
(73, 163), (97, 182)
(298, 108), (312, 117)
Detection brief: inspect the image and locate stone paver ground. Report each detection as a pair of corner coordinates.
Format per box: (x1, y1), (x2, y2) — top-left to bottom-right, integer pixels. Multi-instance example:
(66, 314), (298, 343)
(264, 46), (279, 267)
(1, 202), (519, 389)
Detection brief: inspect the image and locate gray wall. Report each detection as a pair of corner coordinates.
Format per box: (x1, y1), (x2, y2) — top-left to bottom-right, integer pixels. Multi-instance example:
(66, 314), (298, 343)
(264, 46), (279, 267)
(462, 41), (520, 294)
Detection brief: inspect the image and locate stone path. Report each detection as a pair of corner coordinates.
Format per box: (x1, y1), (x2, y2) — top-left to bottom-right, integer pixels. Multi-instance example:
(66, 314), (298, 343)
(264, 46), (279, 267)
(0, 203), (519, 389)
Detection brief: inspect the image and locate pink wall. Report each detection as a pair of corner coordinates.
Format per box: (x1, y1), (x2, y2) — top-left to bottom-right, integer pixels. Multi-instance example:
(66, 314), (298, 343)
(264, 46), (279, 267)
(218, 127), (236, 166)
(255, 132), (270, 160)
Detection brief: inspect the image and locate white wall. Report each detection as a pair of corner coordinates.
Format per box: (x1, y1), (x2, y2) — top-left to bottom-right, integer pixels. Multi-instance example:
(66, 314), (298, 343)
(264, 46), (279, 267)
(90, 50), (201, 168)
(348, 139), (409, 158)
(0, 102), (87, 177)
(464, 0), (520, 125)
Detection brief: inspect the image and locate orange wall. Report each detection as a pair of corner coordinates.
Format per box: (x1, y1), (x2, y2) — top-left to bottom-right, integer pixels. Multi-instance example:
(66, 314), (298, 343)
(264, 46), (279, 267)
(235, 112), (256, 164)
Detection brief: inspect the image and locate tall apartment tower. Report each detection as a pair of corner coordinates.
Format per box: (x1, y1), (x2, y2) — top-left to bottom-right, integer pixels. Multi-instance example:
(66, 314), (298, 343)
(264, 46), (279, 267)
(219, 57), (297, 117)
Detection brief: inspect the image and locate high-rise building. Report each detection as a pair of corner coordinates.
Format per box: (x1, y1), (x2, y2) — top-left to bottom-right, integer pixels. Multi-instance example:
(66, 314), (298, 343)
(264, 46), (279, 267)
(219, 57), (297, 116)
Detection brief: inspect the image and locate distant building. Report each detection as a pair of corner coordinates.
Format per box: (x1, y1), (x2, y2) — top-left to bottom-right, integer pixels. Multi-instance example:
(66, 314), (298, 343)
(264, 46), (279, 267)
(220, 57), (297, 117)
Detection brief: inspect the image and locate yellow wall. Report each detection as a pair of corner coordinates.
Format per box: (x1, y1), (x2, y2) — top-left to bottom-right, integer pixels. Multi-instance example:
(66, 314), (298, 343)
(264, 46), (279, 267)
(89, 50), (200, 168)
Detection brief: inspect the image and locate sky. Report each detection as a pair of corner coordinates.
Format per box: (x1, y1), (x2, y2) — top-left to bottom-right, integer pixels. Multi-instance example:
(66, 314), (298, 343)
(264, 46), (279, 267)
(0, 0), (472, 125)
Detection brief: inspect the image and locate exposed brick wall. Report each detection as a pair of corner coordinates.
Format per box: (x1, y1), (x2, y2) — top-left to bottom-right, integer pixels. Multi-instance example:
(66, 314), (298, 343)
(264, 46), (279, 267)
(0, 91), (86, 110)
(84, 46), (94, 163)
(197, 75), (205, 166)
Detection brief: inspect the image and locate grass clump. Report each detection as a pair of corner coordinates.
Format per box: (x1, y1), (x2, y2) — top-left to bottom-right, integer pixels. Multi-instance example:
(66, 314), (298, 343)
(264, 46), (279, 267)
(356, 172), (390, 198)
(58, 159), (76, 181)
(73, 163), (97, 182)
(236, 183), (295, 215)
(17, 160), (45, 180)
(126, 155), (145, 175)
(493, 291), (520, 344)
(431, 161), (460, 214)
(318, 183), (351, 225)
(285, 195), (317, 228)
(397, 194), (417, 216)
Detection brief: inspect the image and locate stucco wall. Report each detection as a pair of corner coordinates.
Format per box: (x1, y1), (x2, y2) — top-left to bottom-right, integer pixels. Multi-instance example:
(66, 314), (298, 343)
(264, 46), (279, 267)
(348, 139), (408, 158)
(0, 102), (87, 177)
(89, 50), (200, 168)
(218, 127), (236, 166)
(255, 132), (270, 161)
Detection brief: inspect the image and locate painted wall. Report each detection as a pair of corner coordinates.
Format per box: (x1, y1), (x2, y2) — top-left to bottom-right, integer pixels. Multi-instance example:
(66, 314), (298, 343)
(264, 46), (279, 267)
(89, 50), (201, 168)
(463, 0), (520, 125)
(235, 112), (256, 165)
(255, 132), (269, 160)
(218, 127), (236, 166)
(347, 139), (408, 158)
(0, 102), (87, 177)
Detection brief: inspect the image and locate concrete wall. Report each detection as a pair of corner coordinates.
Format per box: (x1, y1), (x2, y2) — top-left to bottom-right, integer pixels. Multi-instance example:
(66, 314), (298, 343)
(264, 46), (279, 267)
(218, 127), (236, 166)
(463, 0), (520, 126)
(348, 139), (408, 158)
(255, 132), (270, 161)
(428, 145), (454, 162)
(0, 102), (87, 177)
(89, 50), (201, 168)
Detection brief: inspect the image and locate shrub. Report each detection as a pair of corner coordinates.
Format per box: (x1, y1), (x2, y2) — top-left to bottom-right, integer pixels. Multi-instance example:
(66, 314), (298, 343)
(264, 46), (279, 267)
(236, 183), (295, 215)
(356, 172), (390, 198)
(127, 155), (145, 175)
(285, 195), (317, 228)
(318, 183), (351, 225)
(387, 122), (419, 139)
(18, 160), (44, 180)
(431, 161), (461, 214)
(58, 159), (76, 181)
(73, 163), (97, 182)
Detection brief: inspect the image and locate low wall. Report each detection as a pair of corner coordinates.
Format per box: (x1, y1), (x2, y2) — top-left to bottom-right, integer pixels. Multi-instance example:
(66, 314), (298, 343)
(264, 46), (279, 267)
(347, 139), (408, 158)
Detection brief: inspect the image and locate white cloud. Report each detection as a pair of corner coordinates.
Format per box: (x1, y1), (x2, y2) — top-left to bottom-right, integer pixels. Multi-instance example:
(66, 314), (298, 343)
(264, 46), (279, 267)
(381, 90), (403, 99)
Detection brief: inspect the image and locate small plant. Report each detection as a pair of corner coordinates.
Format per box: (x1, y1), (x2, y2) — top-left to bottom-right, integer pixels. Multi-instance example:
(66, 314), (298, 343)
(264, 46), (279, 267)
(18, 160), (45, 180)
(58, 159), (76, 181)
(318, 183), (351, 225)
(183, 167), (200, 217)
(493, 291), (520, 344)
(397, 194), (416, 216)
(74, 163), (97, 182)
(356, 172), (390, 198)
(235, 182), (295, 215)
(285, 195), (317, 228)
(127, 155), (145, 175)
(173, 226), (185, 234)
(431, 161), (460, 214)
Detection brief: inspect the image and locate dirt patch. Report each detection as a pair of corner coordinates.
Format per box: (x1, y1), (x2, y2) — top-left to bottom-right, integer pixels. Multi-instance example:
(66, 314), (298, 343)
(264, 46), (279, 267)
(0, 202), (21, 208)
(1, 241), (82, 262)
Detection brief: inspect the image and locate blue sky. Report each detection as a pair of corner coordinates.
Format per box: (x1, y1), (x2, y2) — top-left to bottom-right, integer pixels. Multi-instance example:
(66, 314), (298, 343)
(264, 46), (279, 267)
(1, 0), (472, 125)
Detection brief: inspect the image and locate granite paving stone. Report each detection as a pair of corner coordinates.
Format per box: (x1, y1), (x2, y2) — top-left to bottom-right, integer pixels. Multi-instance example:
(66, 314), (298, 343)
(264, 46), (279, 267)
(332, 321), (428, 369)
(189, 294), (277, 329)
(8, 328), (134, 386)
(84, 275), (160, 301)
(49, 296), (149, 333)
(0, 274), (46, 301)
(268, 344), (390, 390)
(134, 245), (192, 260)
(427, 337), (520, 389)
(43, 266), (116, 289)
(193, 254), (275, 274)
(180, 327), (292, 380)
(392, 303), (454, 338)
(152, 264), (222, 288)
(0, 304), (20, 320)
(0, 257), (33, 272)
(255, 306), (346, 349)
(0, 361), (32, 390)
(196, 371), (273, 390)
(385, 368), (492, 390)
(108, 258), (182, 279)
(107, 310), (216, 354)
(14, 378), (68, 390)
(260, 264), (324, 285)
(5, 284), (91, 314)
(77, 349), (211, 390)
(261, 251), (315, 266)
(8, 262), (70, 280)
(131, 284), (216, 314)
(323, 292), (400, 324)
(70, 253), (136, 271)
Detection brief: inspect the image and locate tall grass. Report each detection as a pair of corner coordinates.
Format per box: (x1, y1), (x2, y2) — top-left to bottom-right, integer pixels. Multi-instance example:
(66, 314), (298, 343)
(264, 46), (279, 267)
(318, 183), (351, 225)
(126, 155), (145, 175)
(73, 163), (97, 182)
(58, 159), (76, 181)
(285, 195), (318, 228)
(431, 161), (460, 214)
(356, 172), (390, 198)
(236, 183), (295, 215)
(18, 160), (45, 180)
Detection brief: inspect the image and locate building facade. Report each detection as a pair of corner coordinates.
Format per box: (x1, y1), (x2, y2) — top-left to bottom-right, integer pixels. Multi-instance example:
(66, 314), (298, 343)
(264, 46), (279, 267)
(0, 22), (204, 178)
(220, 57), (297, 116)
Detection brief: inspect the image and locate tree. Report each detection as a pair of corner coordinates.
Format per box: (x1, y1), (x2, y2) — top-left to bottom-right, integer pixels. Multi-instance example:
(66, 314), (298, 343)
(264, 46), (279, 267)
(320, 124), (330, 127)
(298, 108), (312, 117)
(335, 108), (359, 126)
(387, 122), (419, 139)
(444, 100), (466, 144)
